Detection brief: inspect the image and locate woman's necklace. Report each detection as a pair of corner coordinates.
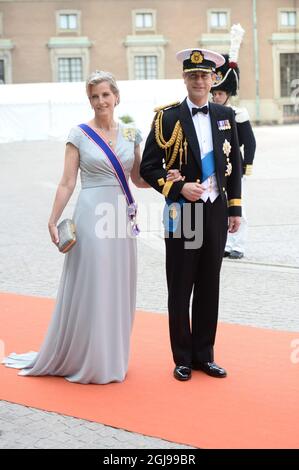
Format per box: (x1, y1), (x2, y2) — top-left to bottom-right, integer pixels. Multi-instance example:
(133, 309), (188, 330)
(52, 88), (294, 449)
(97, 124), (118, 147)
(104, 135), (113, 146)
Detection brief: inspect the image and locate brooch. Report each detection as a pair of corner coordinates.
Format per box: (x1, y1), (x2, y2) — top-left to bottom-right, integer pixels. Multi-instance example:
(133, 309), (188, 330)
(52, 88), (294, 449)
(223, 139), (232, 176)
(122, 127), (136, 142)
(222, 139), (232, 156)
(225, 158), (232, 177)
(217, 120), (231, 131)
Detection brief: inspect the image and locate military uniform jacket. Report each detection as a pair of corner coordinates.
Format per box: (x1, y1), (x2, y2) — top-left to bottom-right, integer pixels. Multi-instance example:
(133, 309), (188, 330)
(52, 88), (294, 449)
(140, 98), (242, 217)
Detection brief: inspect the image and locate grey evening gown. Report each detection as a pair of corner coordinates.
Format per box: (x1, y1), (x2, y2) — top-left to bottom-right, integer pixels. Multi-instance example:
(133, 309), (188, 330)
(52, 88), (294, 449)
(2, 122), (142, 384)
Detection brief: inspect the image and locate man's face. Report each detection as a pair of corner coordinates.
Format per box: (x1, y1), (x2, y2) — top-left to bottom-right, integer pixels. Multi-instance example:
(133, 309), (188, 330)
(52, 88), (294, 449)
(212, 90), (229, 105)
(183, 71), (215, 103)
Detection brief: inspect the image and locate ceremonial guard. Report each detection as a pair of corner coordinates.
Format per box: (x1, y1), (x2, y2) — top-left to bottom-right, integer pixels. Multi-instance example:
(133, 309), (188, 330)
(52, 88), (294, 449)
(211, 24), (256, 259)
(140, 48), (242, 381)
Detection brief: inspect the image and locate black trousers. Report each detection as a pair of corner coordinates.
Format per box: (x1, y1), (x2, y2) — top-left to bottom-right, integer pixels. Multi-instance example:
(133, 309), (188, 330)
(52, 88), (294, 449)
(164, 196), (228, 366)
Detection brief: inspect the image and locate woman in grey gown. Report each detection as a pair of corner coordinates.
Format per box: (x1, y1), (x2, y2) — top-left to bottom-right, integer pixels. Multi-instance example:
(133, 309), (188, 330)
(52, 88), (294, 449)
(2, 71), (181, 384)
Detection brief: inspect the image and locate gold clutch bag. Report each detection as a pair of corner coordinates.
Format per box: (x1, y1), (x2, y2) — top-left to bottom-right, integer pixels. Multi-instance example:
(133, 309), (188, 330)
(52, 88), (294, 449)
(57, 219), (76, 253)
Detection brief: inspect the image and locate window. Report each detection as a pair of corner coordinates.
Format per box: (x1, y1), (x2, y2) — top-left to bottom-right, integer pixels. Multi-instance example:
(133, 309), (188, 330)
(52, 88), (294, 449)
(280, 53), (299, 97)
(48, 36), (91, 82)
(58, 58), (83, 82)
(124, 35), (166, 79)
(0, 59), (4, 84)
(56, 10), (81, 34)
(210, 11), (228, 28)
(59, 14), (78, 30)
(135, 12), (153, 29)
(133, 10), (156, 32)
(280, 11), (296, 27)
(0, 48), (13, 84)
(283, 104), (299, 117)
(208, 9), (230, 32)
(134, 56), (157, 79)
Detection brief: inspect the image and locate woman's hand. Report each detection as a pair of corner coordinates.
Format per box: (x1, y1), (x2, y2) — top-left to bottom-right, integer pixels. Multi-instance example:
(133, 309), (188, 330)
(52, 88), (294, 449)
(48, 223), (59, 245)
(166, 169), (185, 182)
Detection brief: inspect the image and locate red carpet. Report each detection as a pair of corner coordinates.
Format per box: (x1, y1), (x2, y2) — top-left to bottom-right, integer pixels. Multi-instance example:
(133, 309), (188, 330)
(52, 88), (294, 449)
(0, 292), (298, 449)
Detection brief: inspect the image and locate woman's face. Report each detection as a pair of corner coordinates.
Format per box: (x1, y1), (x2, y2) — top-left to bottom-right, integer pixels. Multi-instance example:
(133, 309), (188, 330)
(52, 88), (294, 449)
(89, 81), (118, 117)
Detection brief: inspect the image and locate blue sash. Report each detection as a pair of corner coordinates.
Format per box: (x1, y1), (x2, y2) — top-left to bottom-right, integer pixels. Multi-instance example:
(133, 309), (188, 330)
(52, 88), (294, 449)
(78, 123), (139, 235)
(201, 150), (215, 182)
(163, 151), (215, 232)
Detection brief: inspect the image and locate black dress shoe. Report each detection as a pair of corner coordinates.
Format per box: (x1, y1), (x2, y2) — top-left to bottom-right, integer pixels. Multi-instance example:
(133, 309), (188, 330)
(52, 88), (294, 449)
(192, 361), (227, 378)
(173, 365), (192, 381)
(223, 251), (230, 258)
(229, 250), (244, 259)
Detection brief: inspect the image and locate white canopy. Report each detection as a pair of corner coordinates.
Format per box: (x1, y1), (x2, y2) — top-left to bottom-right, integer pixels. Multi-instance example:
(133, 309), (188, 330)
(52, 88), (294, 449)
(0, 80), (187, 143)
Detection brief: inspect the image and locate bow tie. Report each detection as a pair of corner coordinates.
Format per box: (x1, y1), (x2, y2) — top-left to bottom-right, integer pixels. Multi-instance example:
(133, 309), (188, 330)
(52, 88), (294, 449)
(192, 105), (209, 116)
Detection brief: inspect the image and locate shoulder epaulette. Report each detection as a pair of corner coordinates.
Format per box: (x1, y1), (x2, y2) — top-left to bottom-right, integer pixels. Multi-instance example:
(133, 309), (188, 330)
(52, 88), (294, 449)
(154, 101), (180, 113)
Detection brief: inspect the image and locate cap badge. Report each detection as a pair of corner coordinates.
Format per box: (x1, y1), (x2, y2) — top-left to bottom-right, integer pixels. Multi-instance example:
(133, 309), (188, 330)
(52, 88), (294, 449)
(215, 71), (223, 83)
(190, 51), (203, 64)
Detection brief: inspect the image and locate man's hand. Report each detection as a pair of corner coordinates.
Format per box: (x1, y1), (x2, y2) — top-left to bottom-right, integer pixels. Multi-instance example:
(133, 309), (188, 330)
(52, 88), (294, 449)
(181, 182), (205, 202)
(228, 216), (241, 233)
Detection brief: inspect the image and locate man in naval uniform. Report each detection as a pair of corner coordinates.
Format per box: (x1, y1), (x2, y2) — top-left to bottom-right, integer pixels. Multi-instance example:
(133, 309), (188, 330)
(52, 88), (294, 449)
(140, 48), (242, 381)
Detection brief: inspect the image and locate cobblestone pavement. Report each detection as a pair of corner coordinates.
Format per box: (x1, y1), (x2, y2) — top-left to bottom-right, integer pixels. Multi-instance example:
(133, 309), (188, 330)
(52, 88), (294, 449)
(0, 125), (299, 448)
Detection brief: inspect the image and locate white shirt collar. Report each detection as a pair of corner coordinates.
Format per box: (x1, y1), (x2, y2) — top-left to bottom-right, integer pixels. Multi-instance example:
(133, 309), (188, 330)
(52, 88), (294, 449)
(186, 97), (209, 116)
